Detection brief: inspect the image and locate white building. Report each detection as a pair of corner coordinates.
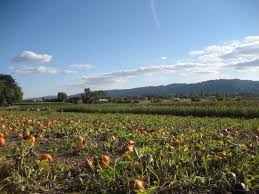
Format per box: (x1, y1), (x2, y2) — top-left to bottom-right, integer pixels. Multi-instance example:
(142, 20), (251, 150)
(98, 98), (108, 103)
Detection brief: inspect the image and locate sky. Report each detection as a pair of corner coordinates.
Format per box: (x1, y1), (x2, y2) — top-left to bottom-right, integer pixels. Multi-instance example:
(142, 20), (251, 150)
(1, 0), (259, 98)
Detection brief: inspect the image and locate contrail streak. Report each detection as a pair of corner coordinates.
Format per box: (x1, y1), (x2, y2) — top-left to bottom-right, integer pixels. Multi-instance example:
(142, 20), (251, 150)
(150, 0), (160, 29)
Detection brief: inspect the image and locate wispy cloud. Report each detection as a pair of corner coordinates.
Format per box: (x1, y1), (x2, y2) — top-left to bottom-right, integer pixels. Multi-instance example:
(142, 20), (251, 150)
(150, 0), (160, 29)
(70, 64), (93, 69)
(190, 36), (259, 70)
(73, 62), (219, 89)
(13, 51), (52, 63)
(161, 56), (167, 60)
(228, 58), (259, 71)
(63, 69), (78, 75)
(12, 64), (91, 76)
(13, 36), (259, 90)
(14, 65), (57, 75)
(73, 35), (259, 90)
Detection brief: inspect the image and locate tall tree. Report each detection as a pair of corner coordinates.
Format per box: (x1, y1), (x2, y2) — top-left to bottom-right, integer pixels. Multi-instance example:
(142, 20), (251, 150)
(57, 92), (67, 102)
(81, 88), (92, 103)
(0, 74), (23, 106)
(81, 88), (107, 103)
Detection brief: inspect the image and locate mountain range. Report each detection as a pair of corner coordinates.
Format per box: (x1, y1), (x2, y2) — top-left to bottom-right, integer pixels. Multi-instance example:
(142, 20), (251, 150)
(106, 79), (259, 97)
(25, 79), (259, 100)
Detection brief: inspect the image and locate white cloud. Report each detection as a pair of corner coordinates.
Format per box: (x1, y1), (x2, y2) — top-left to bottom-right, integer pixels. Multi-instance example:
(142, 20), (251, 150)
(70, 64), (93, 69)
(82, 65), (175, 81)
(161, 56), (168, 60)
(196, 40), (259, 74)
(64, 35), (259, 90)
(13, 51), (52, 63)
(245, 36), (259, 41)
(228, 58), (259, 71)
(14, 65), (57, 75)
(189, 36), (259, 71)
(78, 66), (175, 89)
(150, 0), (160, 29)
(63, 70), (78, 75)
(221, 42), (259, 60)
(189, 50), (205, 56)
(193, 69), (219, 74)
(75, 62), (220, 89)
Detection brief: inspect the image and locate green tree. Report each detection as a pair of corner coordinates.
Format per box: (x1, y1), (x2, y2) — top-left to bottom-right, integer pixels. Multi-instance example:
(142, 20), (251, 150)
(68, 96), (81, 104)
(81, 88), (107, 103)
(92, 91), (106, 102)
(57, 92), (67, 102)
(0, 74), (23, 106)
(81, 88), (92, 103)
(0, 80), (4, 95)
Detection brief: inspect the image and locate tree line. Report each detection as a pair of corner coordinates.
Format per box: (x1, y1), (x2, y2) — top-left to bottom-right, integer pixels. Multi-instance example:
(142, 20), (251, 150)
(42, 88), (108, 104)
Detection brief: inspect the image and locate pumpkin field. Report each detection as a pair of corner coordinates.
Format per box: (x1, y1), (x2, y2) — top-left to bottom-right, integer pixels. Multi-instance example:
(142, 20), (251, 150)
(0, 111), (258, 193)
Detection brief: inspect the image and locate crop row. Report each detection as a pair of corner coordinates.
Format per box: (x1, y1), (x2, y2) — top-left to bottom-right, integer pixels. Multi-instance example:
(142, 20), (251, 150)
(3, 100), (259, 118)
(0, 111), (258, 193)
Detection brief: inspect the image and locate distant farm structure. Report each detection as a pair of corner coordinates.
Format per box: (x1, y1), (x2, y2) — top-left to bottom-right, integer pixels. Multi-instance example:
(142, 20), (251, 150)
(98, 98), (109, 103)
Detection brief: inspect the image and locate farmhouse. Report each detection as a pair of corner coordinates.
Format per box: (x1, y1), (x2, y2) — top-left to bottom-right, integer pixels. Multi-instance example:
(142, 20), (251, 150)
(98, 98), (109, 103)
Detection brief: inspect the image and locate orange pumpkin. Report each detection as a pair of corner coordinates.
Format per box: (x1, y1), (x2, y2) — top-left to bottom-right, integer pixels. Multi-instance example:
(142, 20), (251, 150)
(27, 135), (36, 146)
(98, 155), (111, 168)
(40, 153), (53, 162)
(77, 135), (85, 142)
(0, 132), (4, 138)
(129, 179), (145, 192)
(122, 144), (134, 153)
(0, 137), (5, 146)
(101, 155), (110, 164)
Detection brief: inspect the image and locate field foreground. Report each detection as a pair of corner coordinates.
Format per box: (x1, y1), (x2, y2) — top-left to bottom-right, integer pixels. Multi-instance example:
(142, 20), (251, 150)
(0, 111), (258, 193)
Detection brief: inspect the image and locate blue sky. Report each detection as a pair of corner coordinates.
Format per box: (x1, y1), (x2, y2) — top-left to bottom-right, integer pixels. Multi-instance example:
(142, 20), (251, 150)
(1, 0), (259, 98)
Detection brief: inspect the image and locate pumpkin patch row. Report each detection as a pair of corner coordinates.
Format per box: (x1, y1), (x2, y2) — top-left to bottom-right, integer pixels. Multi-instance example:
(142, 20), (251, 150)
(0, 112), (258, 193)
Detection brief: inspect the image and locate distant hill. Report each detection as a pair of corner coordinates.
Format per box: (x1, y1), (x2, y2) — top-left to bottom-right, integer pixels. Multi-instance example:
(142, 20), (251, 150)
(24, 95), (57, 101)
(105, 79), (259, 97)
(25, 79), (259, 100)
